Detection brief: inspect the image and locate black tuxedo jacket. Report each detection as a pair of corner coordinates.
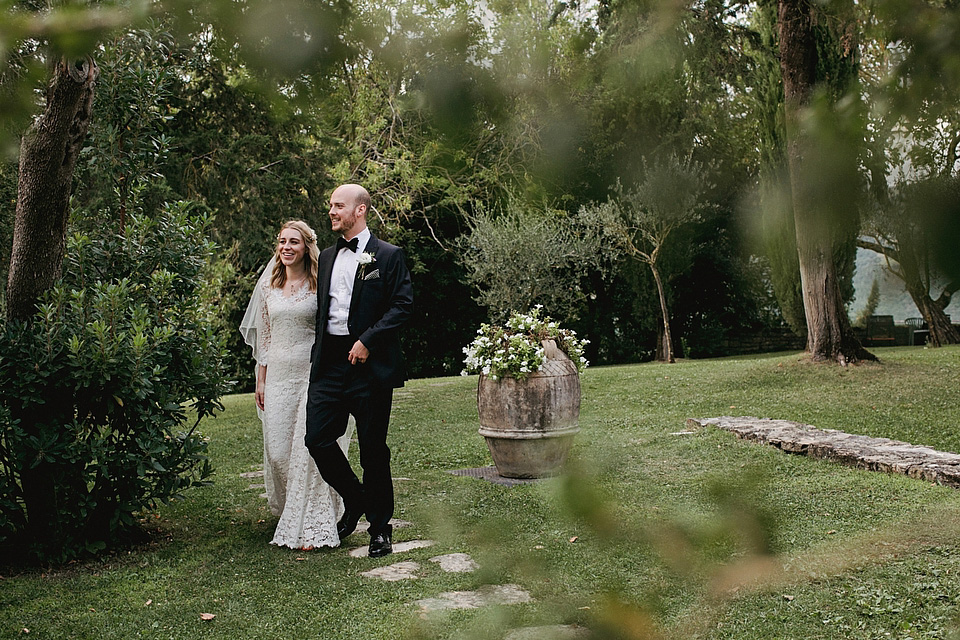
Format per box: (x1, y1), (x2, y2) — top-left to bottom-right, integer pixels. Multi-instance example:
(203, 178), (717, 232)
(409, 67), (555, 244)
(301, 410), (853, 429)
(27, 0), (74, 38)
(310, 233), (414, 388)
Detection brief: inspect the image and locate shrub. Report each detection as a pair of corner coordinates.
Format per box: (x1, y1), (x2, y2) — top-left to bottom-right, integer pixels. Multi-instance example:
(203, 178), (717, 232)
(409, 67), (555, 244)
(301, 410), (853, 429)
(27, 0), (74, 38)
(0, 203), (229, 562)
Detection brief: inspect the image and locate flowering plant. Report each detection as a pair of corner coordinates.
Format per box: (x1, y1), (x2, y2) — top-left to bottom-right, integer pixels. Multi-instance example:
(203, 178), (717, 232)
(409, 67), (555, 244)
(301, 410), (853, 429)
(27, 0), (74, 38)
(358, 251), (375, 265)
(462, 306), (589, 380)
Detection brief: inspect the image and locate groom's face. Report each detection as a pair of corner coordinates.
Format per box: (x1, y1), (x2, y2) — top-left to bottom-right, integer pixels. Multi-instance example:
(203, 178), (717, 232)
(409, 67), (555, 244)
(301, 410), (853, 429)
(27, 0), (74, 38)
(329, 187), (365, 239)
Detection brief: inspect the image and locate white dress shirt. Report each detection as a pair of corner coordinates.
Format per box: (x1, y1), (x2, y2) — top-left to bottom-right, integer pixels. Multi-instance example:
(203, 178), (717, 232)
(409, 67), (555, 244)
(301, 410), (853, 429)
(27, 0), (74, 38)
(326, 228), (371, 336)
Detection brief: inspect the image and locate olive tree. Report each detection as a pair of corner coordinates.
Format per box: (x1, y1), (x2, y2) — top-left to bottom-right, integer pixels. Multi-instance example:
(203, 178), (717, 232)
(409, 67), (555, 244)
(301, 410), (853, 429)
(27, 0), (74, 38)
(585, 155), (708, 363)
(459, 192), (611, 324)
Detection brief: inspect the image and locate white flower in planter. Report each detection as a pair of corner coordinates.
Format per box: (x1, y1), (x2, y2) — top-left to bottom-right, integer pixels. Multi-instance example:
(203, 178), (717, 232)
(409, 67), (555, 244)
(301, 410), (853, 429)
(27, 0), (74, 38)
(461, 306), (589, 380)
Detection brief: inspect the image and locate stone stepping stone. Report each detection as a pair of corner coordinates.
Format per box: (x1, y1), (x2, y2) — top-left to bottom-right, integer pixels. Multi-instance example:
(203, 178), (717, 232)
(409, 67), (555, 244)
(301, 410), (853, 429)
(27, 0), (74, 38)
(429, 553), (479, 573)
(415, 584), (532, 613)
(504, 626), (590, 640)
(240, 470), (264, 478)
(349, 539), (435, 558)
(362, 553), (479, 582)
(354, 518), (412, 533)
(361, 561), (420, 581)
(692, 416), (960, 488)
(247, 483), (265, 490)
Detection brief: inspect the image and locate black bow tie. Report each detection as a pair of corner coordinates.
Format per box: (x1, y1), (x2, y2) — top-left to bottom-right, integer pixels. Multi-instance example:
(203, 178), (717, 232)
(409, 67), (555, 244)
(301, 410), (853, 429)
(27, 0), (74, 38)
(336, 237), (359, 253)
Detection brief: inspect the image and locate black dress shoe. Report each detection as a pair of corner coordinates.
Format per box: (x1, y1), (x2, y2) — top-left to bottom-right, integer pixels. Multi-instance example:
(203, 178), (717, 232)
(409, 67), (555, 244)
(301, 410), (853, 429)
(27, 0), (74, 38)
(368, 532), (392, 558)
(337, 508), (363, 541)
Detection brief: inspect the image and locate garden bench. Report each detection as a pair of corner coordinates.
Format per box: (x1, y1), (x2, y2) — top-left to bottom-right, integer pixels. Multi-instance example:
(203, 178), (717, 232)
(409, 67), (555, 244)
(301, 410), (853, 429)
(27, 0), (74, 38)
(865, 315), (896, 346)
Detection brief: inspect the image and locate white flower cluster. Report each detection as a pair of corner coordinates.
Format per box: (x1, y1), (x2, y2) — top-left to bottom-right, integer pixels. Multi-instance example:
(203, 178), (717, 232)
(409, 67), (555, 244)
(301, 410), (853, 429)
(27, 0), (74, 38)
(461, 306), (589, 380)
(461, 334), (494, 376)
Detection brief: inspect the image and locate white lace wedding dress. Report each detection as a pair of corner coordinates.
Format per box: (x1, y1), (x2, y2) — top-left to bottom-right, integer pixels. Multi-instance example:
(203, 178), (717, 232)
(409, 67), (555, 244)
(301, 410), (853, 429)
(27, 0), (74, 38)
(243, 275), (351, 549)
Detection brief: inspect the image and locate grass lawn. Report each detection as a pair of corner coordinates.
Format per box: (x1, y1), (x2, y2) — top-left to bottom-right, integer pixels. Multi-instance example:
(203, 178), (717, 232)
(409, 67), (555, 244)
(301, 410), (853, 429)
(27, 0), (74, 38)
(3, 346), (960, 639)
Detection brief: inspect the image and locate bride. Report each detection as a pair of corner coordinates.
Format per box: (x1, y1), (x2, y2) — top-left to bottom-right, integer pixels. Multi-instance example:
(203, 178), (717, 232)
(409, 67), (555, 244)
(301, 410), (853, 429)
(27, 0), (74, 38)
(240, 220), (351, 549)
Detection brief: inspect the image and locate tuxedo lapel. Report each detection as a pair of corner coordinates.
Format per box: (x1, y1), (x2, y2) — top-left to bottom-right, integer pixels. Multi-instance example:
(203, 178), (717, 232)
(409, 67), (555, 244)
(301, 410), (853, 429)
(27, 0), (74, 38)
(317, 246), (336, 317)
(349, 234), (379, 319)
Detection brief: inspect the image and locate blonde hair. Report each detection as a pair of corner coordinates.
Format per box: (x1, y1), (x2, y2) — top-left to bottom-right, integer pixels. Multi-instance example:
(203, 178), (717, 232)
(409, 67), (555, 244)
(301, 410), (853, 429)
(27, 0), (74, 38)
(270, 220), (319, 291)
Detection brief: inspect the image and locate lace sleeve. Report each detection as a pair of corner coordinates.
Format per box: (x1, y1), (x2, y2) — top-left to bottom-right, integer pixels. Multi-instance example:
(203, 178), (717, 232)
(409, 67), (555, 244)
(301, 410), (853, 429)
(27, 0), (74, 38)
(240, 257), (275, 367)
(257, 281), (271, 366)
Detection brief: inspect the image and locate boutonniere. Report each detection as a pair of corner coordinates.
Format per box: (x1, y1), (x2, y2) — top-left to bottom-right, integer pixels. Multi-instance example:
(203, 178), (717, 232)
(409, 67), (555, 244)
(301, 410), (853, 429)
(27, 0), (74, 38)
(357, 251), (377, 280)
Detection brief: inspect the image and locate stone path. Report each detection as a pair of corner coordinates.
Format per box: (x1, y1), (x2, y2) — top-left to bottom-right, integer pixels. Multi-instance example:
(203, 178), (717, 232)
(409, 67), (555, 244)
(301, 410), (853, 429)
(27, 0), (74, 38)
(503, 626), (590, 640)
(357, 545), (542, 622)
(354, 518), (412, 535)
(238, 467), (578, 636)
(429, 552), (478, 572)
(690, 416), (960, 488)
(349, 538), (435, 558)
(359, 552), (480, 581)
(357, 542), (554, 629)
(360, 561), (421, 581)
(414, 584), (533, 613)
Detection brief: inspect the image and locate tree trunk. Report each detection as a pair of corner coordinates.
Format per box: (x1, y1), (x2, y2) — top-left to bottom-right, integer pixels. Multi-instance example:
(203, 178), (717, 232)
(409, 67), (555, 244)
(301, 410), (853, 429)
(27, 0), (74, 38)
(776, 0), (874, 364)
(6, 56), (98, 554)
(899, 228), (959, 347)
(650, 263), (675, 363)
(6, 56), (98, 321)
(897, 240), (960, 347)
(856, 231), (959, 347)
(912, 287), (960, 347)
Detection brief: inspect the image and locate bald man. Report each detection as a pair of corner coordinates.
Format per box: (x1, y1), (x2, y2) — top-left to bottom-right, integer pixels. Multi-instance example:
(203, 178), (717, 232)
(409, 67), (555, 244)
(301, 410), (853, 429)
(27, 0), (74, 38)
(305, 184), (414, 558)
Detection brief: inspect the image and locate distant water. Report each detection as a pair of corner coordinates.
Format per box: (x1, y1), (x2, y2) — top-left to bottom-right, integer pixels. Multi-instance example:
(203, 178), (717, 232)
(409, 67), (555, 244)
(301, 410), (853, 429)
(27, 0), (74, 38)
(851, 248), (960, 323)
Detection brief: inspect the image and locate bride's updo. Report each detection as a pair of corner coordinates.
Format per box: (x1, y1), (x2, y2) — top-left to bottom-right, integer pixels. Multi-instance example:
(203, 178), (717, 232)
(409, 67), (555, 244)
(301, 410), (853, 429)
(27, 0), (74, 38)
(270, 220), (320, 291)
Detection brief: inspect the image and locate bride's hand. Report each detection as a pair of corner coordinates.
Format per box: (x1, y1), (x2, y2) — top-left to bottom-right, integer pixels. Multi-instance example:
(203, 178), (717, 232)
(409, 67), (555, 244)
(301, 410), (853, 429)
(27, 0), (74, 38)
(255, 365), (266, 410)
(255, 383), (265, 411)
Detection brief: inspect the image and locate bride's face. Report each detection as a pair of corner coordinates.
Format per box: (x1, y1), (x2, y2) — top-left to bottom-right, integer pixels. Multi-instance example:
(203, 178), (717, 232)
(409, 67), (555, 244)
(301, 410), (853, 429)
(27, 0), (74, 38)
(277, 228), (307, 269)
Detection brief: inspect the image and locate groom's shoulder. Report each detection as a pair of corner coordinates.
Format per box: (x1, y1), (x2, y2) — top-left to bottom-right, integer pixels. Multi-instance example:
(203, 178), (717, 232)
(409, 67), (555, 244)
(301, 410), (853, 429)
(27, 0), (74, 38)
(371, 236), (404, 256)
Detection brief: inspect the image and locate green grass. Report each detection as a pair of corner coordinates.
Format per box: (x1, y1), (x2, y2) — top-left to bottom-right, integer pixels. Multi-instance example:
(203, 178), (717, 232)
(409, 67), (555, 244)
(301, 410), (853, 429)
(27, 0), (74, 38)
(3, 346), (960, 639)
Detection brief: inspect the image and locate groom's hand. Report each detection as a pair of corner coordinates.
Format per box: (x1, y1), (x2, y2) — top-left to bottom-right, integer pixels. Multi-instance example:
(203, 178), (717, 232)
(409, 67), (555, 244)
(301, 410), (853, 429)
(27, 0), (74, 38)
(348, 340), (370, 365)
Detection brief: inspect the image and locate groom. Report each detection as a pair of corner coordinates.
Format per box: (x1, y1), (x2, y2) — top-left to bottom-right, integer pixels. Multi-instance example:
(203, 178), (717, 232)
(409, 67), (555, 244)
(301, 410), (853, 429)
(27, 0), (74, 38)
(305, 183), (414, 558)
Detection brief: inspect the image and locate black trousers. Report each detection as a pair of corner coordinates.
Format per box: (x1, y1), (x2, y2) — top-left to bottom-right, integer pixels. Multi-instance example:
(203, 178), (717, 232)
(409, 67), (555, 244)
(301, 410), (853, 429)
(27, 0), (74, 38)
(305, 334), (394, 537)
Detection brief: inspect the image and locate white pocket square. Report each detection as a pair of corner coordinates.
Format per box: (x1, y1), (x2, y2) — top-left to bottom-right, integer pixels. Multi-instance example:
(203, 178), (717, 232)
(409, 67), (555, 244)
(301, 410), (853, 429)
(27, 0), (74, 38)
(363, 269), (380, 281)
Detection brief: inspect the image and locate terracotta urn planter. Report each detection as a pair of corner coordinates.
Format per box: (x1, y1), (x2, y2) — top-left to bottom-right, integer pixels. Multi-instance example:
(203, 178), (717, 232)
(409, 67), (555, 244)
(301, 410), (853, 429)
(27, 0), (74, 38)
(476, 340), (581, 478)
